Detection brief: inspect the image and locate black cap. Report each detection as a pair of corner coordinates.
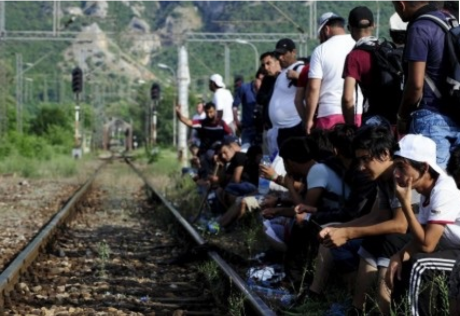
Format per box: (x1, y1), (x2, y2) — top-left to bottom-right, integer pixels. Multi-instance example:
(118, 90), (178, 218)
(274, 38), (296, 54)
(223, 135), (240, 146)
(348, 6), (374, 28)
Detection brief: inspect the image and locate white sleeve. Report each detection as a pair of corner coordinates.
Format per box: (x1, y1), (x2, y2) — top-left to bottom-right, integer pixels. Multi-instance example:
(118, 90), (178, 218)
(308, 46), (323, 79)
(212, 92), (222, 111)
(428, 186), (460, 224)
(306, 164), (328, 189)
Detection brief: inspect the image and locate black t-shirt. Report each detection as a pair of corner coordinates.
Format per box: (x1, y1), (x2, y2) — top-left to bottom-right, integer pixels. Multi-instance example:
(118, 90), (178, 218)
(223, 152), (247, 186)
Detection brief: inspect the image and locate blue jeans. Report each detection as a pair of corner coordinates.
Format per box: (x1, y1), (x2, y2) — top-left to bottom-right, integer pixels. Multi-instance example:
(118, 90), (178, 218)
(241, 126), (258, 147)
(330, 239), (363, 273)
(410, 109), (460, 169)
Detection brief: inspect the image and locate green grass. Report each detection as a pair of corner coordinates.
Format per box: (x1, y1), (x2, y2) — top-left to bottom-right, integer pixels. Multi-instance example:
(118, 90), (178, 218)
(0, 153), (78, 178)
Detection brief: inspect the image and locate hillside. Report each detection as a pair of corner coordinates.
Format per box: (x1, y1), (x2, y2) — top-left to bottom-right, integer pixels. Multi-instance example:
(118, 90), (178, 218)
(2, 1), (399, 86)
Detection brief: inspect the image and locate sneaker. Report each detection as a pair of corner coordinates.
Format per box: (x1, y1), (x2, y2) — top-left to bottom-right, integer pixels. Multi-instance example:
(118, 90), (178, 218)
(207, 221), (220, 235)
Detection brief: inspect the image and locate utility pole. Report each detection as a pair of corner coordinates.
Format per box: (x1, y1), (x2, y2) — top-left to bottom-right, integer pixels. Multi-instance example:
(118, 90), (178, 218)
(15, 53), (23, 134)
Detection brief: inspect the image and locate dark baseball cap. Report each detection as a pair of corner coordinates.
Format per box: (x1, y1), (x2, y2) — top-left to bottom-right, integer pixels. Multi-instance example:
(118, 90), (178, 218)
(274, 38), (296, 54)
(348, 6), (374, 28)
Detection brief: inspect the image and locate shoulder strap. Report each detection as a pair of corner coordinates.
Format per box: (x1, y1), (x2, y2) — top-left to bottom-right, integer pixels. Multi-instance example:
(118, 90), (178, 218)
(416, 14), (452, 99)
(417, 13), (452, 32)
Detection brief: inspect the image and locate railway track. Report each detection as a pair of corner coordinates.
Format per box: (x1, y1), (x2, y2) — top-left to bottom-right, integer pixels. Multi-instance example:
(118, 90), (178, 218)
(0, 159), (277, 316)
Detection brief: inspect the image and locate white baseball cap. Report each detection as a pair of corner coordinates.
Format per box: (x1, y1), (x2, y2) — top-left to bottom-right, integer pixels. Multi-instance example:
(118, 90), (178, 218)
(394, 134), (444, 175)
(389, 13), (408, 31)
(209, 74), (225, 89)
(317, 12), (344, 35)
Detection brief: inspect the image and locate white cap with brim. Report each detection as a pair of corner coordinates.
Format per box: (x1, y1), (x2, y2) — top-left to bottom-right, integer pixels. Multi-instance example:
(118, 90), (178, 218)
(389, 13), (408, 31)
(210, 74), (225, 89)
(394, 134), (445, 175)
(317, 12), (343, 35)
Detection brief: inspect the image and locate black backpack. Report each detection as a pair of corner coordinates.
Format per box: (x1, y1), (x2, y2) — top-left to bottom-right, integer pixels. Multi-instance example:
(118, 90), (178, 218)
(416, 13), (460, 121)
(355, 39), (404, 124)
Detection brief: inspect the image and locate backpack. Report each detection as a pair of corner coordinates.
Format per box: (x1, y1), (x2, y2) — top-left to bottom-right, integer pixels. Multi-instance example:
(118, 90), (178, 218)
(355, 39), (404, 124)
(416, 13), (460, 120)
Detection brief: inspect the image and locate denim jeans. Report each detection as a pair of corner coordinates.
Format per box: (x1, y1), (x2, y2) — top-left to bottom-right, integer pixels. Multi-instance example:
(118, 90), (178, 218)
(410, 109), (460, 169)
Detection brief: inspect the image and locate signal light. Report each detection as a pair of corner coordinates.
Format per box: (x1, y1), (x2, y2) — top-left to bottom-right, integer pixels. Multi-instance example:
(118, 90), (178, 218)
(150, 83), (160, 100)
(71, 67), (83, 93)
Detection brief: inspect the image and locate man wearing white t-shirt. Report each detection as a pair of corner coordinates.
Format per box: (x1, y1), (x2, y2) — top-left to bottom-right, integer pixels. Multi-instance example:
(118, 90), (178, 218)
(387, 134), (460, 316)
(269, 38), (305, 148)
(305, 12), (362, 134)
(209, 74), (235, 131)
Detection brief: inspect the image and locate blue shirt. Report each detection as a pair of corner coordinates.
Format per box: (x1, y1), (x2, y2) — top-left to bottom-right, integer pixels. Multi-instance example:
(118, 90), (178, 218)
(233, 81), (257, 128)
(404, 10), (449, 110)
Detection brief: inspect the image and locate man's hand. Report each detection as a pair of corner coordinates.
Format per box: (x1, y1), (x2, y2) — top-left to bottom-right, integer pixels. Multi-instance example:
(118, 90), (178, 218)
(175, 105), (182, 116)
(394, 175), (413, 206)
(259, 164), (276, 180)
(321, 227), (349, 248)
(305, 119), (314, 135)
(294, 203), (317, 214)
(386, 253), (403, 290)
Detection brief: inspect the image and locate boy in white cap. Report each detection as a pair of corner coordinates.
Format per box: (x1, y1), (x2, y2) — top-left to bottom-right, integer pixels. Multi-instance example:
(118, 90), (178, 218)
(386, 134), (460, 315)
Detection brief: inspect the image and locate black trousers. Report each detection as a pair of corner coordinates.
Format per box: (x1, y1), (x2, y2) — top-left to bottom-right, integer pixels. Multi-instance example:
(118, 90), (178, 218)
(276, 122), (305, 149)
(392, 249), (460, 316)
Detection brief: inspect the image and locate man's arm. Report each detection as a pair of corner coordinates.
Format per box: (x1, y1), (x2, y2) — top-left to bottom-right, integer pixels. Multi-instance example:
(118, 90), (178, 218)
(295, 87), (306, 121)
(342, 76), (357, 125)
(175, 106), (193, 127)
(397, 61), (425, 133)
(305, 78), (321, 134)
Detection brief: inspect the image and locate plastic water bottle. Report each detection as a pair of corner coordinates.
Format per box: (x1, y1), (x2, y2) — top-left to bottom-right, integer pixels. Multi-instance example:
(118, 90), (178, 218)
(258, 155), (271, 195)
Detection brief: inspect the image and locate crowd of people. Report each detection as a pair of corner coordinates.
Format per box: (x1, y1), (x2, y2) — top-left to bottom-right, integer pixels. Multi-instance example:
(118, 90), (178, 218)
(176, 2), (460, 315)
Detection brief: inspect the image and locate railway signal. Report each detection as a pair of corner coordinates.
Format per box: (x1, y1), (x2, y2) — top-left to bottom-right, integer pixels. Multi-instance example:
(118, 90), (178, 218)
(150, 83), (160, 100)
(71, 67), (83, 94)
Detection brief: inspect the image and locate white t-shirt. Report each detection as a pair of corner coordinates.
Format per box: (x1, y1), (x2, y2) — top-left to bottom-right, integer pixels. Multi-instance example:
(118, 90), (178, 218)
(306, 163), (350, 209)
(417, 173), (460, 249)
(212, 88), (234, 125)
(268, 62), (304, 128)
(309, 34), (363, 118)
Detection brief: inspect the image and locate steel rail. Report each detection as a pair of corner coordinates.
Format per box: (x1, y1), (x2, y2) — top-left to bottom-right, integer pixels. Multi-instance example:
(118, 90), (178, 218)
(125, 159), (276, 316)
(0, 162), (106, 311)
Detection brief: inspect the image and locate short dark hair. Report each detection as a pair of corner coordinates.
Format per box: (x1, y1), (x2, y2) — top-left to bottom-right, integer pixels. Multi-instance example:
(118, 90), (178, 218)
(308, 128), (334, 161)
(352, 125), (399, 159)
(329, 124), (357, 159)
(256, 67), (266, 78)
(279, 137), (314, 163)
(204, 102), (216, 110)
(260, 51), (277, 61)
(326, 17), (346, 29)
(394, 156), (439, 178)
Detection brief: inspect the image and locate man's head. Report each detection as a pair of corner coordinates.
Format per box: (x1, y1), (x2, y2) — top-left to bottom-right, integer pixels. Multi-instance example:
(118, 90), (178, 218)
(348, 6), (375, 41)
(317, 12), (346, 43)
(389, 12), (408, 45)
(352, 126), (399, 180)
(329, 124), (358, 159)
(196, 101), (204, 114)
(209, 74), (225, 92)
(260, 51), (281, 76)
(279, 137), (315, 177)
(204, 102), (217, 120)
(392, 1), (430, 22)
(254, 67), (265, 92)
(393, 134), (443, 188)
(274, 38), (297, 69)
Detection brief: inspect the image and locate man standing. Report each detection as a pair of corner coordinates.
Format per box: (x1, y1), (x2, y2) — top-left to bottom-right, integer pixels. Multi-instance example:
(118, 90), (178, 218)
(393, 1), (460, 168)
(209, 74), (235, 132)
(269, 38), (305, 148)
(305, 12), (360, 134)
(233, 69), (264, 147)
(342, 7), (382, 126)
